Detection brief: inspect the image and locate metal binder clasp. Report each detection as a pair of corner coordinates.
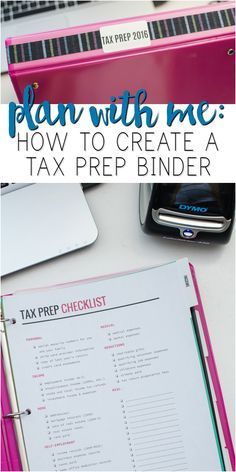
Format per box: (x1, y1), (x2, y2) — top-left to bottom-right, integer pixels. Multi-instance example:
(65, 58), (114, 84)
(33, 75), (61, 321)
(1, 317), (16, 325)
(0, 308), (16, 325)
(3, 409), (31, 419)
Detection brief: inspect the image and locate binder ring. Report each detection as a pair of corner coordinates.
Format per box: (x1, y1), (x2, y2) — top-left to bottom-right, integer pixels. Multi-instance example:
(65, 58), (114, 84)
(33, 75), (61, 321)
(4, 409), (31, 419)
(1, 318), (16, 325)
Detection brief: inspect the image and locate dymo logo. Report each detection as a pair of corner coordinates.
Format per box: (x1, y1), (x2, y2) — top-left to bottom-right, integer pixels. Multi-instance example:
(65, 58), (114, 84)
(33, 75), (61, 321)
(178, 204), (208, 213)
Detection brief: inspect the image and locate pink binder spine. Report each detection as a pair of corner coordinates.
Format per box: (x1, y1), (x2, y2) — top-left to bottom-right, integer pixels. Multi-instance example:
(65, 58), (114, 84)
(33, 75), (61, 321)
(1, 354), (22, 471)
(190, 264), (235, 471)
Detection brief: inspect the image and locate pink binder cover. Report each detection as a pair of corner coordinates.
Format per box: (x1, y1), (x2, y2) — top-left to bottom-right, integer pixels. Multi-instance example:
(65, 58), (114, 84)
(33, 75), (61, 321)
(1, 355), (22, 471)
(6, 3), (235, 104)
(189, 264), (235, 471)
(1, 264), (235, 471)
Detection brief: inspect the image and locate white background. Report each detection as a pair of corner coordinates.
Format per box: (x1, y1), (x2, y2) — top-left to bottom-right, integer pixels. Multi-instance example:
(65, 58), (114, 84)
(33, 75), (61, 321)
(1, 0), (235, 467)
(1, 105), (236, 182)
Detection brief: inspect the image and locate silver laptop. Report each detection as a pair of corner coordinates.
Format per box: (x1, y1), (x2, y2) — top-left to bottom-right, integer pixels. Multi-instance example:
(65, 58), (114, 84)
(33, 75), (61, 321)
(1, 183), (98, 275)
(1, 0), (162, 73)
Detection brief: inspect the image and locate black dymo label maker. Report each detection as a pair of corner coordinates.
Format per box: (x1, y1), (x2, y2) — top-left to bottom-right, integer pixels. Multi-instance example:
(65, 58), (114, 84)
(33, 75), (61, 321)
(139, 184), (235, 244)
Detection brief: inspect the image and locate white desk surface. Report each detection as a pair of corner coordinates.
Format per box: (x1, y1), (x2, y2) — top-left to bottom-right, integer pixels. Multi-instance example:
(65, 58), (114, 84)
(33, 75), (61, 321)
(2, 183), (235, 443)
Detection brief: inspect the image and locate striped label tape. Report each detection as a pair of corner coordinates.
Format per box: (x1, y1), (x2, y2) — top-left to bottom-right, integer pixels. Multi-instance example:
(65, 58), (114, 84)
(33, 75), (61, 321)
(7, 7), (235, 65)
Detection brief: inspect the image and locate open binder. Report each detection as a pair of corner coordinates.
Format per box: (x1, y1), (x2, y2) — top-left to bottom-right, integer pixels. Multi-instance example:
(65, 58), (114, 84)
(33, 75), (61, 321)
(1, 260), (235, 471)
(6, 2), (235, 103)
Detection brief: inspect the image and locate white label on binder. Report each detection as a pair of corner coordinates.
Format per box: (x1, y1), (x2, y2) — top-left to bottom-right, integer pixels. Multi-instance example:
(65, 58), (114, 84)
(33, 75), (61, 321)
(100, 21), (151, 53)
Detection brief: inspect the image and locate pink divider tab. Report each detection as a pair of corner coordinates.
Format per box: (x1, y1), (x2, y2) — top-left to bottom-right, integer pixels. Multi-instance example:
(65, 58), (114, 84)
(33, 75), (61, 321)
(1, 354), (22, 471)
(190, 263), (235, 471)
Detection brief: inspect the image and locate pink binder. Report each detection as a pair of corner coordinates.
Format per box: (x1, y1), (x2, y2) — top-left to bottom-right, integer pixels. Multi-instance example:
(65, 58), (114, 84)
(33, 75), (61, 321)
(1, 264), (235, 471)
(1, 355), (22, 471)
(6, 3), (235, 104)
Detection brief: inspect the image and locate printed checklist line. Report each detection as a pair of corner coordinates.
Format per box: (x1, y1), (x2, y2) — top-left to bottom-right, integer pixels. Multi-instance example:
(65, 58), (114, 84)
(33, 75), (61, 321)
(138, 455), (186, 467)
(144, 462), (188, 471)
(129, 407), (176, 419)
(126, 398), (174, 407)
(134, 436), (182, 446)
(126, 393), (173, 402)
(131, 419), (180, 430)
(135, 440), (183, 451)
(131, 430), (181, 441)
(127, 403), (175, 413)
(136, 446), (184, 457)
(130, 413), (177, 424)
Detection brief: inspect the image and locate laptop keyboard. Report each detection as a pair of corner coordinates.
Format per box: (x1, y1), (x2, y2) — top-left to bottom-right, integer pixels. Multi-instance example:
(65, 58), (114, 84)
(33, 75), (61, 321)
(1, 1), (167, 23)
(1, 1), (90, 22)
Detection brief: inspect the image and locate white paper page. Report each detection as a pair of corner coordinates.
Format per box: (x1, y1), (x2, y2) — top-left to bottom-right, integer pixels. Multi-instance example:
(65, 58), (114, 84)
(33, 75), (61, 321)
(3, 259), (223, 471)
